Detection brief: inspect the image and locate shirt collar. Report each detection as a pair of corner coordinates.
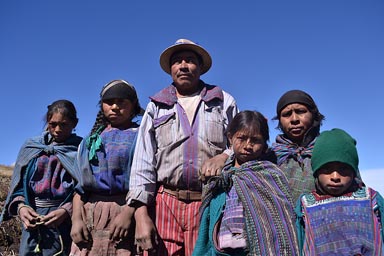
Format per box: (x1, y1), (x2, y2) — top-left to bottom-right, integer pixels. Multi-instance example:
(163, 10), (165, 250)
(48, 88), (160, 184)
(150, 80), (224, 106)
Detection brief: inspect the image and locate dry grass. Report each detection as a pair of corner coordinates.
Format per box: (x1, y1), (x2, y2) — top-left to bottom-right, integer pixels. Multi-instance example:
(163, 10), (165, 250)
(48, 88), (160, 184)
(0, 165), (12, 177)
(0, 165), (21, 255)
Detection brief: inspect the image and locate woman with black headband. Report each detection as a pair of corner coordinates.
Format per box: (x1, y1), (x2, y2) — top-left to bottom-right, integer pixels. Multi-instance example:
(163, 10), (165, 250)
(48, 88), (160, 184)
(271, 89), (325, 203)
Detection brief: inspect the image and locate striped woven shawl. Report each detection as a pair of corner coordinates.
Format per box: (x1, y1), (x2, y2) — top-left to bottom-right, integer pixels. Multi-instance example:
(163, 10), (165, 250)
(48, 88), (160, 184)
(198, 160), (299, 255)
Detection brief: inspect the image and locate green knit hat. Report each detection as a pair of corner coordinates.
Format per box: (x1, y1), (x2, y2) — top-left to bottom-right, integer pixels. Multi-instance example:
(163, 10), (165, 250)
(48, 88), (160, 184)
(311, 128), (359, 175)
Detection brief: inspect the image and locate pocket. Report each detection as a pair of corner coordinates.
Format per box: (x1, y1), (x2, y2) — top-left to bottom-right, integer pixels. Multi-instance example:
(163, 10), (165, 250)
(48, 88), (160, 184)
(154, 112), (177, 149)
(204, 106), (226, 148)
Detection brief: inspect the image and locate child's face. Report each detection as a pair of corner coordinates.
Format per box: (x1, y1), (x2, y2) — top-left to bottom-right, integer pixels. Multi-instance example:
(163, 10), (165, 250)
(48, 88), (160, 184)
(102, 98), (134, 129)
(47, 112), (76, 143)
(229, 129), (265, 167)
(317, 162), (355, 196)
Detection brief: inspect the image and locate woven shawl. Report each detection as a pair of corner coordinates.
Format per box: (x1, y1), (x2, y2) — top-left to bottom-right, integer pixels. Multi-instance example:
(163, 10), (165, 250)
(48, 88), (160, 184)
(272, 135), (315, 166)
(194, 160), (299, 255)
(0, 132), (82, 222)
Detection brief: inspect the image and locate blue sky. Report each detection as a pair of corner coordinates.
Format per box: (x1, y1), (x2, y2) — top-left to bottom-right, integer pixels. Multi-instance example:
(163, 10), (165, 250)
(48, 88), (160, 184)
(1, 1), (383, 193)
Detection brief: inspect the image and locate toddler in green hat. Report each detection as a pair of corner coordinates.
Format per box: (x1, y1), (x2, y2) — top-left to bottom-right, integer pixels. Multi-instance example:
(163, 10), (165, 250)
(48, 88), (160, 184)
(295, 128), (384, 255)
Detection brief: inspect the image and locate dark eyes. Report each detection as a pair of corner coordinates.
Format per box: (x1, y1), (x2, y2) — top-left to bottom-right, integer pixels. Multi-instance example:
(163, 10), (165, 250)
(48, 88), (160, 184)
(281, 108), (308, 117)
(171, 57), (197, 65)
(236, 136), (263, 144)
(103, 99), (128, 105)
(319, 166), (353, 176)
(48, 122), (69, 128)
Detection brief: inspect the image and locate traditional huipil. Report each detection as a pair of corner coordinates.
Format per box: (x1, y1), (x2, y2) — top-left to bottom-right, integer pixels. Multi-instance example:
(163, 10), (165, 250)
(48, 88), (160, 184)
(70, 125), (138, 255)
(297, 187), (384, 255)
(296, 128), (384, 256)
(193, 156), (299, 256)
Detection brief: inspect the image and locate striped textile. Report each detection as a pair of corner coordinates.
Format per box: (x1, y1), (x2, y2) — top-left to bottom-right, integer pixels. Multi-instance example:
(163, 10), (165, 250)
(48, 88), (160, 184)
(232, 160), (299, 255)
(271, 135), (316, 203)
(272, 136), (315, 166)
(297, 187), (384, 256)
(127, 82), (239, 206)
(155, 190), (201, 256)
(194, 160), (299, 255)
(218, 185), (247, 250)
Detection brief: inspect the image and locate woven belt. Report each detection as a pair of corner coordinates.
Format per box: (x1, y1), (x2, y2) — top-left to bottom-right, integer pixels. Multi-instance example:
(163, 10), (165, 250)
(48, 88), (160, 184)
(35, 198), (62, 208)
(159, 186), (201, 201)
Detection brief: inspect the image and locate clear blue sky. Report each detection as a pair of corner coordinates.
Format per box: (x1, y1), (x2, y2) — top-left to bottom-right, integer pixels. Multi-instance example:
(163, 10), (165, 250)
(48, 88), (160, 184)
(1, 1), (383, 193)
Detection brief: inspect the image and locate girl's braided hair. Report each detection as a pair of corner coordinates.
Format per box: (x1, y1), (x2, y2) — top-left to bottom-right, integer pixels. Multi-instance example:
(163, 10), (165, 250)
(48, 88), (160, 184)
(90, 109), (108, 135)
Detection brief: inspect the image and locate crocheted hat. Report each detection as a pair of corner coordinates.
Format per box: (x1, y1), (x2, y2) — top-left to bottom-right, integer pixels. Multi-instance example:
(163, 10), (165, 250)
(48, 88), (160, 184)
(160, 38), (212, 75)
(311, 128), (359, 175)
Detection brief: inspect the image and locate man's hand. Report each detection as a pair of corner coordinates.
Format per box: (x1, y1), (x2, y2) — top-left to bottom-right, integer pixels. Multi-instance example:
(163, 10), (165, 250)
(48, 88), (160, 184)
(199, 153), (229, 182)
(134, 206), (158, 254)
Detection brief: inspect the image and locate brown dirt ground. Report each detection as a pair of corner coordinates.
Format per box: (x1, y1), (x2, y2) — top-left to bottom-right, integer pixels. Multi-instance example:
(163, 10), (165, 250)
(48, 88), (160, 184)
(0, 165), (21, 255)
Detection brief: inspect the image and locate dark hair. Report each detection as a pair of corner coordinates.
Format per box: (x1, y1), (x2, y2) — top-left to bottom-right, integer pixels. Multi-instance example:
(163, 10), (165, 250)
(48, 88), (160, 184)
(275, 105), (325, 133)
(227, 110), (270, 148)
(272, 90), (325, 132)
(45, 99), (78, 127)
(90, 81), (142, 135)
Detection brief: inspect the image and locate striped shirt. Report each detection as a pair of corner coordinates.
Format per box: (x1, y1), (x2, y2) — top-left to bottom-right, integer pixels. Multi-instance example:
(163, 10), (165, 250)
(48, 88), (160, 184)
(127, 81), (238, 205)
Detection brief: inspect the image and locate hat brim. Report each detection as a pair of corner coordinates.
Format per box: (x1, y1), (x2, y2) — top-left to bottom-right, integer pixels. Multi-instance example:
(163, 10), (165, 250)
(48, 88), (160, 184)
(160, 43), (212, 75)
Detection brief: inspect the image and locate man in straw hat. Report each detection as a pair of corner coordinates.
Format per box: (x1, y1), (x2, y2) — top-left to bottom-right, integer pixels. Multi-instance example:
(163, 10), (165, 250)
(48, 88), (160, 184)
(127, 39), (238, 255)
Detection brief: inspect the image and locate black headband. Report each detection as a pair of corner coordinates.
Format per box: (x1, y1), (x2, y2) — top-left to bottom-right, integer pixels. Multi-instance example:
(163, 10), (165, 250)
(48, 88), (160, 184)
(276, 90), (317, 115)
(101, 81), (137, 101)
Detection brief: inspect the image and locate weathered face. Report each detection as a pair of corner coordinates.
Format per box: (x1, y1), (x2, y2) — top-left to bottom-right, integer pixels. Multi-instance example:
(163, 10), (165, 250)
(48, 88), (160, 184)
(279, 103), (313, 143)
(170, 50), (202, 96)
(102, 98), (134, 129)
(229, 129), (265, 167)
(47, 112), (76, 143)
(317, 162), (355, 196)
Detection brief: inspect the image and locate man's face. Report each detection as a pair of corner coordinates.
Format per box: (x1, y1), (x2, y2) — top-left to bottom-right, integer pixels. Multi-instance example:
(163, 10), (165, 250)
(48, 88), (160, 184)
(170, 50), (202, 96)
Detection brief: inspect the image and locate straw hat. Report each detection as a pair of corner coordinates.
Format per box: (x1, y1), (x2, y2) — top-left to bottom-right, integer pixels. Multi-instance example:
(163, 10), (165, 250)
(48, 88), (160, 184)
(159, 39), (212, 75)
